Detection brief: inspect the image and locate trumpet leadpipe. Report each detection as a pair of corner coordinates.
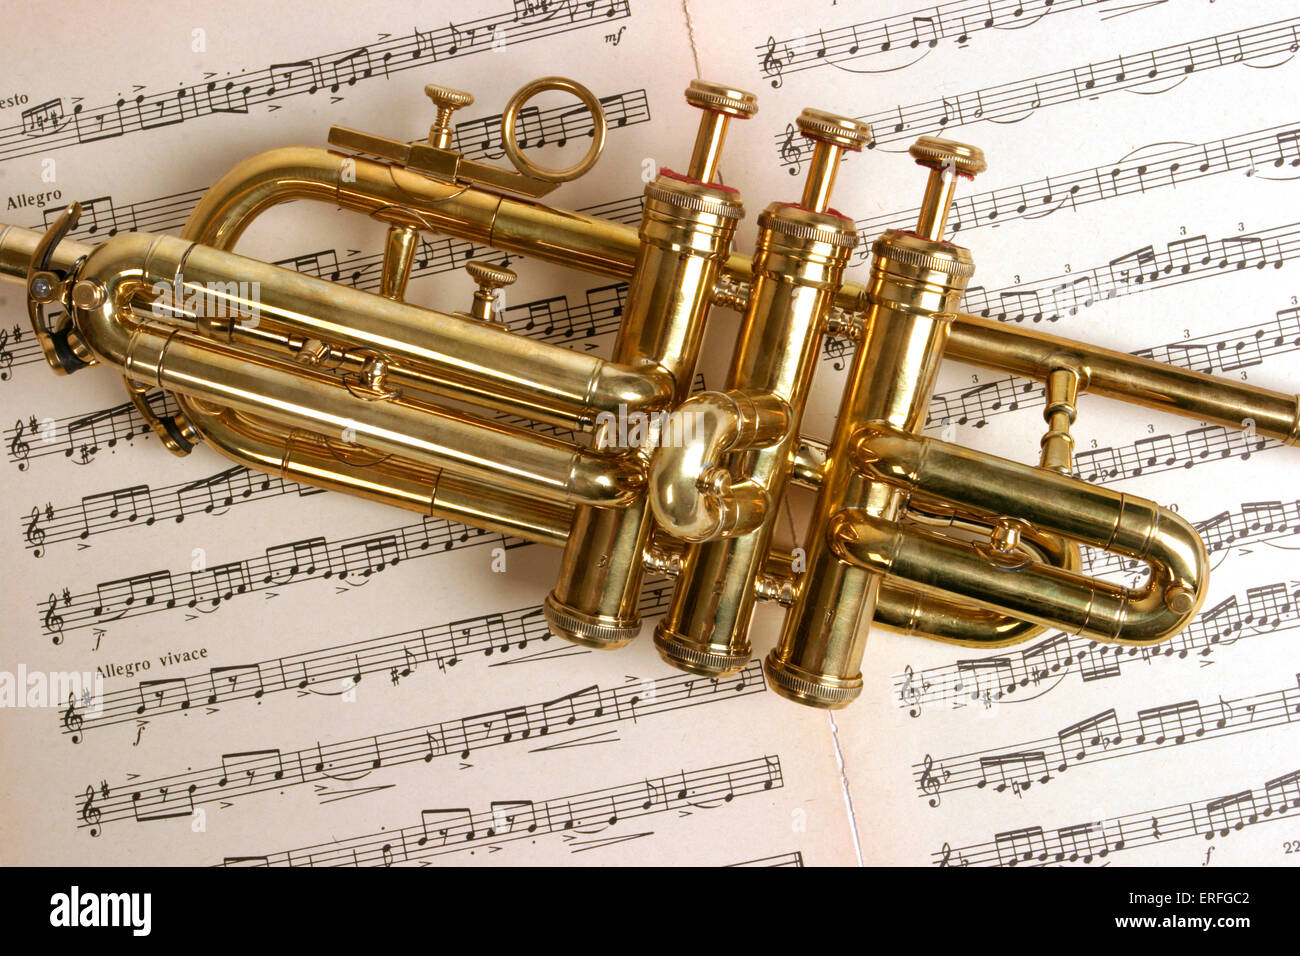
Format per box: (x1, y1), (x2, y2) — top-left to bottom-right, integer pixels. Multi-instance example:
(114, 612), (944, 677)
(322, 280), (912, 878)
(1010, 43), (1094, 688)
(945, 312), (1300, 446)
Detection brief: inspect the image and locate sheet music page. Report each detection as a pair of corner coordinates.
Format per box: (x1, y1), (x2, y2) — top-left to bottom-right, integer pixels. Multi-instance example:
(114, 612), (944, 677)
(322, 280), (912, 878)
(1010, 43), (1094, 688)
(687, 0), (1300, 865)
(0, 0), (858, 866)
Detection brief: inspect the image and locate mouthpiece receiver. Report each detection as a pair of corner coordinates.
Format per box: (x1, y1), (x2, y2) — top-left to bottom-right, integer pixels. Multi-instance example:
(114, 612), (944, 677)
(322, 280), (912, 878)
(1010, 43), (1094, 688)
(795, 108), (872, 213)
(683, 80), (758, 183)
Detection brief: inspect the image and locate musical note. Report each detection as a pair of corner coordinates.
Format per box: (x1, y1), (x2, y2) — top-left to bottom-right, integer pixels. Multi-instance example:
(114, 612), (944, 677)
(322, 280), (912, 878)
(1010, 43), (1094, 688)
(20, 97), (68, 136)
(226, 755), (782, 865)
(993, 826), (1046, 866)
(137, 679), (192, 715)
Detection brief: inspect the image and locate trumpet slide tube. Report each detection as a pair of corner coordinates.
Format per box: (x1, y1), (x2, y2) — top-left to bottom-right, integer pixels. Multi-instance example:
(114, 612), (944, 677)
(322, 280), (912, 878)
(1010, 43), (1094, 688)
(836, 426), (1206, 644)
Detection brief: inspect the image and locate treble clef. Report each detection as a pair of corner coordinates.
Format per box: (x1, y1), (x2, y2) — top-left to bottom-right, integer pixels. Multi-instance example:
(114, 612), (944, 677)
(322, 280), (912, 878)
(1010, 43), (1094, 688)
(762, 36), (785, 88)
(25, 505), (46, 557)
(0, 327), (13, 381)
(9, 418), (30, 471)
(939, 842), (952, 867)
(920, 753), (943, 807)
(44, 592), (65, 644)
(900, 663), (922, 718)
(80, 784), (102, 836)
(62, 692), (84, 743)
(780, 122), (803, 175)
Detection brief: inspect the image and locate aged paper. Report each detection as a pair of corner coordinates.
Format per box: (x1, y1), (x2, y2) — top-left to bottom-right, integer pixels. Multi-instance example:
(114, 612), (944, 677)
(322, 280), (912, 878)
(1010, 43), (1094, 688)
(688, 0), (1300, 865)
(3, 0), (1297, 868)
(0, 0), (855, 866)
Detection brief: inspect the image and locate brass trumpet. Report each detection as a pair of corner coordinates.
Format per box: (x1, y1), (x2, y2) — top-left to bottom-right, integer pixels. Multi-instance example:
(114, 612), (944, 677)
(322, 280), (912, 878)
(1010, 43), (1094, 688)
(3, 76), (1297, 709)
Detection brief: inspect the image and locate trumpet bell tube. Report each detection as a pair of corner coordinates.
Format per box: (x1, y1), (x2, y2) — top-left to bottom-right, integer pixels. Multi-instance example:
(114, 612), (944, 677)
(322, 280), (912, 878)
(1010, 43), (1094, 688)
(3, 76), (1297, 710)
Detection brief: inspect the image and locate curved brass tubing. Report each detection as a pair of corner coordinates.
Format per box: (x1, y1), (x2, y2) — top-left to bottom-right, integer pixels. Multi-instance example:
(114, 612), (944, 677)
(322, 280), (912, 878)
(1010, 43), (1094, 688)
(878, 497), (1079, 647)
(845, 426), (1208, 644)
(188, 150), (1186, 651)
(871, 586), (1049, 647)
(0, 222), (1054, 646)
(786, 437), (1064, 646)
(0, 223), (1080, 648)
(648, 390), (789, 542)
(180, 147), (671, 430)
(0, 224), (92, 289)
(151, 396), (1056, 649)
(182, 145), (642, 280)
(71, 233), (643, 509)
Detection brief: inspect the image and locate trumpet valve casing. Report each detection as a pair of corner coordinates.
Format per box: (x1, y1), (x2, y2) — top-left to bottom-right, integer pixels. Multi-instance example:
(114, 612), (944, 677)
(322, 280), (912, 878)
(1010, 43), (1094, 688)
(766, 227), (977, 707)
(653, 203), (859, 676)
(543, 172), (744, 649)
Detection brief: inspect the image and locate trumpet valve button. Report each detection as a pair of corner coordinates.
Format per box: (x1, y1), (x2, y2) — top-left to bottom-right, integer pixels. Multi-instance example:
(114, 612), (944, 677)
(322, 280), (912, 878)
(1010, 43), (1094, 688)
(466, 260), (517, 290)
(683, 81), (757, 182)
(685, 80), (758, 119)
(909, 136), (987, 177)
(424, 84), (474, 111)
(910, 136), (985, 241)
(796, 108), (872, 152)
(793, 109), (871, 212)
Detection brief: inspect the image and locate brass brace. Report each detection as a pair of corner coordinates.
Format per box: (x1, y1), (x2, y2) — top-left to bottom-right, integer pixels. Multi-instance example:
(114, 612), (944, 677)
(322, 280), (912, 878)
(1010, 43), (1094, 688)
(824, 307), (865, 341)
(1040, 366), (1082, 474)
(710, 276), (750, 312)
(974, 516), (1036, 571)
